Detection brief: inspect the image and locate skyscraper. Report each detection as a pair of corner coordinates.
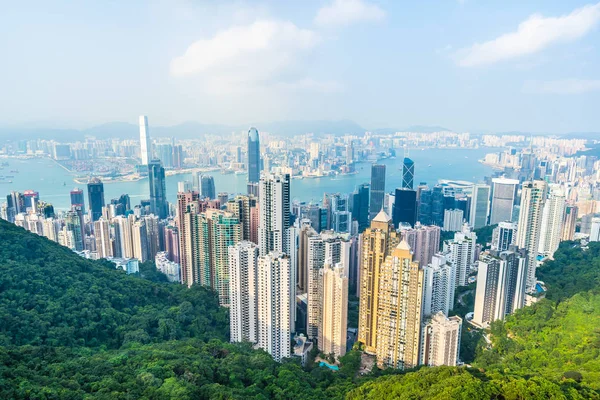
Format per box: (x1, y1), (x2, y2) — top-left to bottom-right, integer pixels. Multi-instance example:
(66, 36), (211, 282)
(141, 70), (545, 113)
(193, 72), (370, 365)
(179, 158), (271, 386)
(538, 186), (566, 259)
(319, 262), (348, 358)
(375, 241), (424, 369)
(70, 188), (85, 213)
(247, 127), (261, 184)
(200, 175), (216, 200)
(402, 157), (414, 189)
(393, 188), (417, 228)
(258, 174), (291, 256)
(351, 183), (370, 232)
(400, 223), (441, 268)
(87, 177), (105, 222)
(369, 164), (386, 220)
(443, 225), (477, 287)
(65, 209), (84, 251)
(469, 184), (490, 229)
(561, 204), (578, 241)
(229, 241), (259, 344)
(420, 312), (462, 367)
(516, 180), (548, 292)
(156, 143), (174, 169)
(491, 221), (517, 251)
(472, 248), (527, 328)
(422, 253), (456, 317)
(148, 159), (168, 219)
(306, 231), (350, 340)
(443, 209), (463, 232)
(256, 252), (292, 361)
(177, 190), (200, 287)
(94, 217), (112, 259)
(139, 115), (152, 165)
(489, 178), (519, 225)
(358, 210), (399, 355)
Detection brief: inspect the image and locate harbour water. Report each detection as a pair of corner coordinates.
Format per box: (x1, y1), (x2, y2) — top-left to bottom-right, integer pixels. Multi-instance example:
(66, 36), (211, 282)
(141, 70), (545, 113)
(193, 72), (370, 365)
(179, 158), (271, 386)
(1, 147), (496, 210)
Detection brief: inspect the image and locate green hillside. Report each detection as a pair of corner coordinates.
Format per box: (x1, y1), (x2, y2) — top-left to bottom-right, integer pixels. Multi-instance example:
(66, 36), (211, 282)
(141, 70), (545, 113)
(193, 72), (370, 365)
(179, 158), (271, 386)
(1, 220), (599, 398)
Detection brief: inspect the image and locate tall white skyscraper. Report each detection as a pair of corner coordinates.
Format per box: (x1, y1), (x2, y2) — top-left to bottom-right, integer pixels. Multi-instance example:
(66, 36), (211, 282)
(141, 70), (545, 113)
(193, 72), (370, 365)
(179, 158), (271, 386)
(139, 115), (152, 165)
(538, 186), (566, 259)
(258, 174), (291, 256)
(319, 262), (348, 358)
(422, 253), (456, 317)
(94, 217), (112, 259)
(257, 252), (292, 362)
(469, 184), (490, 229)
(516, 180), (548, 292)
(443, 225), (477, 287)
(490, 178), (519, 225)
(229, 241), (259, 344)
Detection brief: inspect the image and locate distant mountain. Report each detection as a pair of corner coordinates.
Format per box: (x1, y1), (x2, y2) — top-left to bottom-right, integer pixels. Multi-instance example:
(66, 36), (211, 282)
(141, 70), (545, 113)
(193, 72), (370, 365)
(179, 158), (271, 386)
(0, 119), (367, 141)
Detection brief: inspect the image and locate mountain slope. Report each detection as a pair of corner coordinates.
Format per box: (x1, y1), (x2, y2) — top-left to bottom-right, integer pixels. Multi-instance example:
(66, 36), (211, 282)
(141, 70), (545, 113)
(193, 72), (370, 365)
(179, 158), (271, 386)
(0, 219), (228, 348)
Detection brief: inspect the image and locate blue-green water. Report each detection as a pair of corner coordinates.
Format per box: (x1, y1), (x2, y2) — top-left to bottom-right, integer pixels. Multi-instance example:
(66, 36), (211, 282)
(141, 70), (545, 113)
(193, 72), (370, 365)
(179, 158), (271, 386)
(1, 148), (496, 210)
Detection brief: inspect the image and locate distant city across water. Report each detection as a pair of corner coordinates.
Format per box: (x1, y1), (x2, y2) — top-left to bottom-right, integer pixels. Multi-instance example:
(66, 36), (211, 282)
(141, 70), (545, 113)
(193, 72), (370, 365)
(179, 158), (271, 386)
(2, 147), (497, 210)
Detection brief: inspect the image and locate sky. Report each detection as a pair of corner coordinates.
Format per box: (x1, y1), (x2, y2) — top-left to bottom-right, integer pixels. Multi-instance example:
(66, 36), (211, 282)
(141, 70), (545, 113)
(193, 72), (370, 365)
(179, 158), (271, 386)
(1, 0), (599, 133)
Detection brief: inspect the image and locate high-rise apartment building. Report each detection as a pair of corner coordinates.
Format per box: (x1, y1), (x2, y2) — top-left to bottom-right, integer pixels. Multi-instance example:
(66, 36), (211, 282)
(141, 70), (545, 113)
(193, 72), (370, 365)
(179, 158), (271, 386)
(94, 217), (112, 259)
(422, 253), (456, 317)
(375, 241), (424, 369)
(538, 186), (566, 259)
(400, 223), (441, 267)
(306, 231), (350, 339)
(259, 174), (291, 256)
(132, 218), (149, 262)
(358, 210), (400, 355)
(229, 241), (259, 343)
(469, 184), (490, 229)
(420, 312), (462, 367)
(226, 194), (258, 243)
(319, 262), (348, 358)
(489, 178), (519, 225)
(369, 164), (386, 220)
(443, 225), (477, 287)
(256, 252), (292, 361)
(472, 247), (527, 328)
(87, 177), (105, 222)
(139, 115), (152, 165)
(247, 127), (261, 184)
(443, 209), (463, 232)
(148, 159), (168, 219)
(491, 221), (517, 251)
(516, 180), (548, 292)
(561, 204), (578, 241)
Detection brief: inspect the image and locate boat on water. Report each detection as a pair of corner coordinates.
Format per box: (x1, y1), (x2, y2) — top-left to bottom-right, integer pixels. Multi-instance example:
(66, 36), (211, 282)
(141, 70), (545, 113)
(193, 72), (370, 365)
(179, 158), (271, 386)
(10, 170), (18, 173)
(234, 170), (246, 175)
(0, 180), (13, 184)
(428, 164), (432, 167)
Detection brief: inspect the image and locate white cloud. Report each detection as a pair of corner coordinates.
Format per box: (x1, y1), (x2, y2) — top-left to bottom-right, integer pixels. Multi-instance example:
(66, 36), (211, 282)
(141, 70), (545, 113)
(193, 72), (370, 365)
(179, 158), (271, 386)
(170, 20), (318, 78)
(523, 78), (600, 94)
(456, 2), (600, 67)
(314, 0), (385, 27)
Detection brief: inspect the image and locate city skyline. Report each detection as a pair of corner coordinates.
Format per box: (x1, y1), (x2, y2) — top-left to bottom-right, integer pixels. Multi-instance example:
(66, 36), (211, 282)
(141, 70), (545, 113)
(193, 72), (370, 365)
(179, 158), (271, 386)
(1, 1), (600, 133)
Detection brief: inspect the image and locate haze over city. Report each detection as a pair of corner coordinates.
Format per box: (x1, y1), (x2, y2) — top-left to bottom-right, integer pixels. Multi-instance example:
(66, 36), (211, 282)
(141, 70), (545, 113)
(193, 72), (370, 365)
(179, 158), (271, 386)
(1, 0), (600, 133)
(1, 1), (600, 399)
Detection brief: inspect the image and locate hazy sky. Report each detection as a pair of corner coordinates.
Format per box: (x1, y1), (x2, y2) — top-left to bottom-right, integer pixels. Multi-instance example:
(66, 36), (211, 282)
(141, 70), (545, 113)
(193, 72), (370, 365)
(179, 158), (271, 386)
(1, 0), (599, 133)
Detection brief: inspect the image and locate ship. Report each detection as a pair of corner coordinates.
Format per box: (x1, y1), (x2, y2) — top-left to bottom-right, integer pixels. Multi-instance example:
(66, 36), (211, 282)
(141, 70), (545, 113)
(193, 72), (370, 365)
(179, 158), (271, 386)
(0, 180), (13, 184)
(10, 170), (19, 173)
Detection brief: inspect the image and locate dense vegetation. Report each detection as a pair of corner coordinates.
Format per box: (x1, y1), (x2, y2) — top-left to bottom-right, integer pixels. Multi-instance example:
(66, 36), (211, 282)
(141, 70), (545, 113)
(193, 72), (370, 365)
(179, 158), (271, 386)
(536, 241), (600, 302)
(0, 220), (228, 348)
(1, 219), (600, 398)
